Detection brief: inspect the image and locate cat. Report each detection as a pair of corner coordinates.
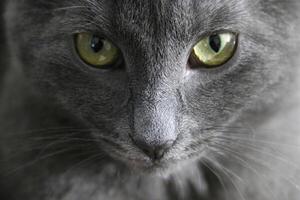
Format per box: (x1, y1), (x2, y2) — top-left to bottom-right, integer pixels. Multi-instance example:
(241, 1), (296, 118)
(1, 0), (300, 199)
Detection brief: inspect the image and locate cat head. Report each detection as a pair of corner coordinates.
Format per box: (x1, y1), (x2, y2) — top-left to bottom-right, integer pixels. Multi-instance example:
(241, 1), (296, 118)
(5, 0), (299, 172)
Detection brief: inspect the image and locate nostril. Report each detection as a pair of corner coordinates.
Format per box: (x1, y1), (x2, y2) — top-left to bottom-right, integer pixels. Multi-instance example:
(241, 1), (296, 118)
(134, 140), (174, 161)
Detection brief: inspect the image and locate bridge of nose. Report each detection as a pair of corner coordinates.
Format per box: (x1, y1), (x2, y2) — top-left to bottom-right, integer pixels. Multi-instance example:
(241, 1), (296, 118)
(127, 53), (183, 158)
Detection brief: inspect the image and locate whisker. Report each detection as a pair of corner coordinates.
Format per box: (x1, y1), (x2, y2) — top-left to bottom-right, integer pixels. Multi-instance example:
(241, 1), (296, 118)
(212, 136), (300, 170)
(207, 145), (279, 200)
(1, 127), (97, 146)
(63, 152), (105, 175)
(34, 135), (95, 159)
(209, 140), (300, 191)
(2, 136), (99, 162)
(199, 159), (229, 200)
(216, 135), (300, 149)
(4, 146), (80, 177)
(203, 156), (247, 200)
(53, 6), (87, 12)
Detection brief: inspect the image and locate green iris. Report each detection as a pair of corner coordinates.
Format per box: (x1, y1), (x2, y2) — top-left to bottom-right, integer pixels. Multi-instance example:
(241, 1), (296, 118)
(75, 33), (120, 68)
(190, 32), (238, 68)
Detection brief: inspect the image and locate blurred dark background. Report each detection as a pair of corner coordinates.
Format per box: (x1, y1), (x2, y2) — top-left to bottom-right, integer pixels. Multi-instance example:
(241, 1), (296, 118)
(0, 0), (6, 83)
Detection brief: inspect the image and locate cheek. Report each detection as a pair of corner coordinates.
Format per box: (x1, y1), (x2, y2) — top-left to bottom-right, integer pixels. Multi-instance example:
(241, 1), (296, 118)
(59, 85), (129, 120)
(30, 65), (130, 122)
(182, 71), (268, 125)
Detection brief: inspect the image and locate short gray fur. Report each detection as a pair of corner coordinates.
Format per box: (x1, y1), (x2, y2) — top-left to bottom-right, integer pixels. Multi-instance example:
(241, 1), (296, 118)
(1, 0), (300, 199)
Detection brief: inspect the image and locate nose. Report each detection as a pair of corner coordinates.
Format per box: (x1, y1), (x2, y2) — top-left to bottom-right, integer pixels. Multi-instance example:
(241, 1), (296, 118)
(128, 78), (179, 160)
(134, 139), (174, 160)
(130, 95), (178, 160)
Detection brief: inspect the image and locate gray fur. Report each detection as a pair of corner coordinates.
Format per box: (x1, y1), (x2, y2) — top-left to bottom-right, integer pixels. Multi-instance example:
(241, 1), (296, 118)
(1, 0), (300, 199)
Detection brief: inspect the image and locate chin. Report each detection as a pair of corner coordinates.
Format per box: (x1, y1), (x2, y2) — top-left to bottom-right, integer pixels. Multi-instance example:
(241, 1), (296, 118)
(106, 153), (176, 176)
(122, 155), (197, 178)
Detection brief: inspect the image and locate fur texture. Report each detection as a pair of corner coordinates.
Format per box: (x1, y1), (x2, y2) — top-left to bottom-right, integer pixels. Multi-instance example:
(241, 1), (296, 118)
(1, 0), (300, 199)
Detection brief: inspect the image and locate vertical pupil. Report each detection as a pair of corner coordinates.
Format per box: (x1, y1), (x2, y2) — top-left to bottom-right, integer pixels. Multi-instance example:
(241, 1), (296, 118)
(209, 34), (221, 53)
(90, 36), (103, 53)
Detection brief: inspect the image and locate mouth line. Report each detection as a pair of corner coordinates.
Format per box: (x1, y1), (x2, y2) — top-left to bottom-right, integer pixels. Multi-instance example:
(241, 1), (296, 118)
(97, 139), (152, 164)
(91, 130), (208, 171)
(100, 142), (170, 170)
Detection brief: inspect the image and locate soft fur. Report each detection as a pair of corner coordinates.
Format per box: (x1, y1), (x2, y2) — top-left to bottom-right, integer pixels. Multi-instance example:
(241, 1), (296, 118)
(1, 0), (300, 199)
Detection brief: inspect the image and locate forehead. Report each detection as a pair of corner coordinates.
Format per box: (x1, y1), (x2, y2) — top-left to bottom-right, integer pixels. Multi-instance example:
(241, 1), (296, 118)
(112, 0), (245, 20)
(84, 0), (247, 30)
(24, 0), (250, 35)
(80, 0), (249, 39)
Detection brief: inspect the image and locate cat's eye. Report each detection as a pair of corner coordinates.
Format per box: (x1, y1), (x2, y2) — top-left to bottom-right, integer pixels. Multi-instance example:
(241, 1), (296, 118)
(75, 33), (122, 68)
(188, 32), (238, 68)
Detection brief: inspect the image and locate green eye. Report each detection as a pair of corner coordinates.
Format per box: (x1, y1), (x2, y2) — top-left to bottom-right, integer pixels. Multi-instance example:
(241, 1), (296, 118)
(75, 33), (121, 68)
(189, 32), (238, 68)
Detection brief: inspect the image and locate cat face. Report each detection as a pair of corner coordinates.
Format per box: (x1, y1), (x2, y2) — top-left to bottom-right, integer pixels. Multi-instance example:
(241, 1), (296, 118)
(6, 0), (297, 171)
